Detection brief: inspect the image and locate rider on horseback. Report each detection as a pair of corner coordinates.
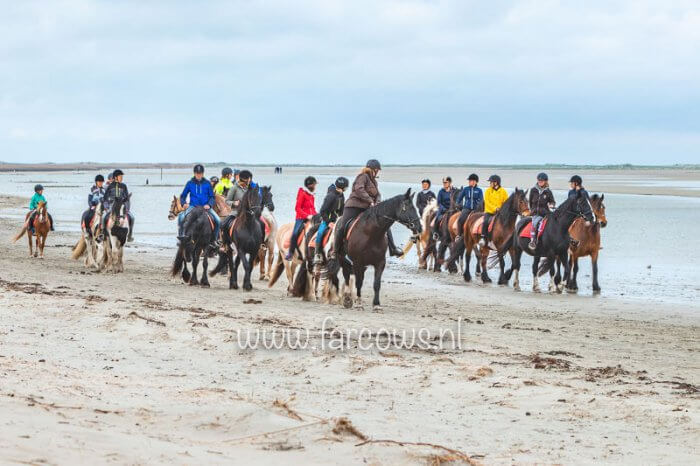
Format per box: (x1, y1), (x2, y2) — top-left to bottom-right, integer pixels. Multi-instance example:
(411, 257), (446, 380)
(432, 177), (453, 240)
(84, 174), (105, 227)
(479, 175), (508, 247)
(568, 175), (590, 200)
(416, 179), (436, 216)
(331, 159), (404, 260)
(26, 184), (55, 233)
(178, 164), (221, 250)
(455, 173), (483, 241)
(214, 167), (234, 196)
(102, 169), (134, 242)
(225, 169), (252, 217)
(528, 172), (556, 250)
(313, 176), (348, 264)
(286, 176), (318, 260)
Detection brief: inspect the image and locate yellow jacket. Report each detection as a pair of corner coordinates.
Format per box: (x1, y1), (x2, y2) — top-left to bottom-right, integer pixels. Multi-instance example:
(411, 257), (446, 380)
(484, 186), (508, 214)
(214, 178), (233, 196)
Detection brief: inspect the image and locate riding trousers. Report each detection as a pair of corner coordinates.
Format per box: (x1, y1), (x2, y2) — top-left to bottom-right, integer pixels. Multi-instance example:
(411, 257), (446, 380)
(456, 208), (473, 236)
(530, 215), (544, 238)
(178, 206), (220, 238)
(316, 220), (329, 246)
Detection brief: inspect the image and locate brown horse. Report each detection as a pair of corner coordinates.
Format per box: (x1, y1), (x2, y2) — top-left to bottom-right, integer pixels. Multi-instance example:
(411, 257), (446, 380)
(546, 194), (607, 293)
(13, 202), (51, 258)
(460, 188), (530, 284)
(417, 199), (438, 269)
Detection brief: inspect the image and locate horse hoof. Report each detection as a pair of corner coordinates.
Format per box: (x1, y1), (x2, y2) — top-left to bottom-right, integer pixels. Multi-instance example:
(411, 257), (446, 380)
(189, 281), (198, 286)
(200, 282), (210, 288)
(244, 284), (252, 291)
(566, 287), (576, 294)
(342, 295), (353, 309)
(373, 305), (383, 312)
(513, 285), (521, 292)
(231, 283), (238, 290)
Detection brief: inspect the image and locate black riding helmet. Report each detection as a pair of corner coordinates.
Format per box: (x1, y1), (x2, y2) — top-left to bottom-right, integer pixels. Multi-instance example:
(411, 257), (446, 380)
(304, 176), (317, 188)
(239, 170), (252, 181)
(34, 184), (44, 192)
(366, 159), (381, 170)
(222, 167), (233, 177)
(335, 176), (349, 189)
(537, 172), (548, 181)
(95, 174), (104, 182)
(570, 175), (582, 185)
(112, 169), (124, 178)
(468, 173), (479, 182)
(488, 174), (501, 185)
(193, 164), (204, 174)
(107, 171), (114, 180)
(421, 178), (431, 186)
(210, 176), (219, 184)
(442, 176), (452, 183)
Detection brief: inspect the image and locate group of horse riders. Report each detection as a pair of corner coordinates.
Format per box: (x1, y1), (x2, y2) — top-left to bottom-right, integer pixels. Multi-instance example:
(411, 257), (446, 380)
(421, 172), (590, 250)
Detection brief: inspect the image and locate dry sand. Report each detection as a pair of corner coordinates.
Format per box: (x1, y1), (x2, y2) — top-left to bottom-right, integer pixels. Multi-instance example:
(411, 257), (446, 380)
(0, 194), (698, 464)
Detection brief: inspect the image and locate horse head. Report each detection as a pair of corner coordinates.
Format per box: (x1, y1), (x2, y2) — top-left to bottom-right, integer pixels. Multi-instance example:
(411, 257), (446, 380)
(575, 190), (595, 224)
(591, 193), (607, 228)
(242, 188), (262, 219)
(260, 185), (274, 212)
(396, 188), (422, 235)
(168, 195), (182, 220)
(512, 187), (530, 217)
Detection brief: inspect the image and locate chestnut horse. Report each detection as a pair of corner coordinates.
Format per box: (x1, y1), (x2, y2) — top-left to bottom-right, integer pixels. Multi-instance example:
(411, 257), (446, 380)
(459, 188), (530, 284)
(13, 201), (51, 258)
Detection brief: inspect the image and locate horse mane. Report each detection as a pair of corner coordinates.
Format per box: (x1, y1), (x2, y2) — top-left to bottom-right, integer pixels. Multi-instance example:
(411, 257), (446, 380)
(363, 194), (403, 224)
(495, 189), (520, 222)
(552, 195), (577, 220)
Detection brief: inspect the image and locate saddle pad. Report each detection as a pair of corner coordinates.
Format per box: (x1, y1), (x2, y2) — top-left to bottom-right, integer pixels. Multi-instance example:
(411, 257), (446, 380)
(346, 217), (360, 241)
(519, 217), (548, 238)
(282, 223), (310, 249)
(260, 216), (271, 236)
(470, 216), (496, 236)
(308, 222), (334, 249)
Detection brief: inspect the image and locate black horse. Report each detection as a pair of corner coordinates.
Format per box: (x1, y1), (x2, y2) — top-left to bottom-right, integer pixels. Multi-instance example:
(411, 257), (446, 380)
(171, 206), (216, 287)
(211, 188), (263, 290)
(505, 190), (594, 293)
(328, 189), (422, 310)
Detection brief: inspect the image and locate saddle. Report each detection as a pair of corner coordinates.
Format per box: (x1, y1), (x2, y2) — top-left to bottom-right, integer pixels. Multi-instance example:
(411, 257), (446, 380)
(260, 216), (271, 237)
(470, 216), (496, 236)
(308, 222), (335, 249)
(282, 223), (311, 249)
(345, 217), (360, 241)
(519, 218), (548, 239)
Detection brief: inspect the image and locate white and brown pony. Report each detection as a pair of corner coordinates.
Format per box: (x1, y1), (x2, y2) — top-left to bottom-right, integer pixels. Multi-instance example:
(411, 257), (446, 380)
(268, 220), (313, 297)
(103, 196), (131, 273)
(257, 186), (277, 281)
(72, 202), (105, 269)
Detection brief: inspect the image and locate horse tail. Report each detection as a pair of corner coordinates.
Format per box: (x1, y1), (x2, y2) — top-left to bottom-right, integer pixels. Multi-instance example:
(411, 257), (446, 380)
(171, 244), (185, 277)
(12, 225), (27, 243)
(537, 258), (551, 277)
(71, 237), (86, 260)
(267, 251), (285, 288)
(291, 261), (308, 297)
(209, 251), (228, 277)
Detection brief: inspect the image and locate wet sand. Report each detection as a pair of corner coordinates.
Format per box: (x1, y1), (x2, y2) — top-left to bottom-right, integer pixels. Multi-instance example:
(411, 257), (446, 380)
(0, 194), (698, 464)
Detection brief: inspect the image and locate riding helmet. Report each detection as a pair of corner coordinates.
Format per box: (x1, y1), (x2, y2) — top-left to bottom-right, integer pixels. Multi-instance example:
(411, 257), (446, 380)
(107, 172), (114, 180)
(569, 175), (582, 185)
(537, 172), (549, 181)
(210, 176), (220, 184)
(366, 159), (381, 170)
(34, 184), (44, 192)
(468, 173), (479, 182)
(221, 167), (233, 177)
(193, 164), (204, 174)
(421, 178), (431, 186)
(335, 176), (349, 189)
(234, 169), (241, 176)
(238, 170), (252, 180)
(304, 176), (317, 188)
(112, 169), (124, 177)
(442, 176), (452, 183)
(95, 174), (104, 182)
(488, 174), (501, 184)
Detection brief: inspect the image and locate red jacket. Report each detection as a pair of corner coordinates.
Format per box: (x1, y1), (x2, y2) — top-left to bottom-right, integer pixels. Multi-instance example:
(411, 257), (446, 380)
(294, 187), (317, 220)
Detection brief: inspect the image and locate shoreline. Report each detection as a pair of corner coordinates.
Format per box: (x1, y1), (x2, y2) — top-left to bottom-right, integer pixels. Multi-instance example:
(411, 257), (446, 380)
(0, 195), (698, 464)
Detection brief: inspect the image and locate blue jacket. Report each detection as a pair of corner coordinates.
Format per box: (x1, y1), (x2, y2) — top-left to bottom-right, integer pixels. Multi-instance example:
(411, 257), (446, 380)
(436, 188), (453, 215)
(456, 186), (483, 210)
(181, 177), (214, 208)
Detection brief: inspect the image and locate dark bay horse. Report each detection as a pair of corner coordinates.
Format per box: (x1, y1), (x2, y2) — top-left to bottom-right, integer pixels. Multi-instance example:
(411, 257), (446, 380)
(455, 188), (530, 284)
(211, 188), (263, 290)
(430, 189), (461, 273)
(543, 194), (607, 293)
(506, 190), (595, 293)
(328, 189), (422, 310)
(171, 206), (216, 286)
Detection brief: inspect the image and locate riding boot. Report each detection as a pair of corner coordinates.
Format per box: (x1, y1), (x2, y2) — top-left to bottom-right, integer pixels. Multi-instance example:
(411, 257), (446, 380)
(387, 229), (404, 257)
(431, 217), (440, 240)
(49, 214), (55, 231)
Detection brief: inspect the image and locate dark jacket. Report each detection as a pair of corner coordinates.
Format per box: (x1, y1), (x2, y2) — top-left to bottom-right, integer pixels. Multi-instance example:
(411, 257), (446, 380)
(103, 182), (129, 211)
(529, 185), (555, 217)
(345, 168), (380, 209)
(88, 185), (105, 208)
(180, 177), (214, 208)
(568, 187), (589, 201)
(416, 189), (436, 215)
(436, 187), (453, 215)
(319, 184), (345, 223)
(456, 186), (483, 211)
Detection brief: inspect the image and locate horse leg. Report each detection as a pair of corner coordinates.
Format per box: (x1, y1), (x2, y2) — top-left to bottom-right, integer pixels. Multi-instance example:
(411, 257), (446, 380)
(226, 250), (235, 289)
(372, 261), (386, 309)
(28, 232), (34, 257)
(39, 233), (45, 258)
(557, 253), (569, 293)
(266, 242), (274, 280)
(200, 254), (210, 288)
(354, 265), (366, 309)
(231, 255), (241, 289)
(497, 253), (507, 285)
(591, 250), (600, 293)
(463, 247), (472, 282)
(480, 246), (491, 283)
(567, 255), (579, 293)
(258, 247), (266, 280)
(341, 262), (353, 309)
(511, 247), (522, 292)
(533, 256), (542, 293)
(189, 250), (200, 285)
(241, 253), (253, 291)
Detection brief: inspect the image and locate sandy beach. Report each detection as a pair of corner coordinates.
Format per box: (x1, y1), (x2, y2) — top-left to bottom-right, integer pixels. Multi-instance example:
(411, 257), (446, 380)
(0, 192), (698, 465)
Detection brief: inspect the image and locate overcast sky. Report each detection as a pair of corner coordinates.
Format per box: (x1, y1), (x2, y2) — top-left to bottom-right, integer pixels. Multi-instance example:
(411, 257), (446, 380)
(1, 0), (699, 165)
